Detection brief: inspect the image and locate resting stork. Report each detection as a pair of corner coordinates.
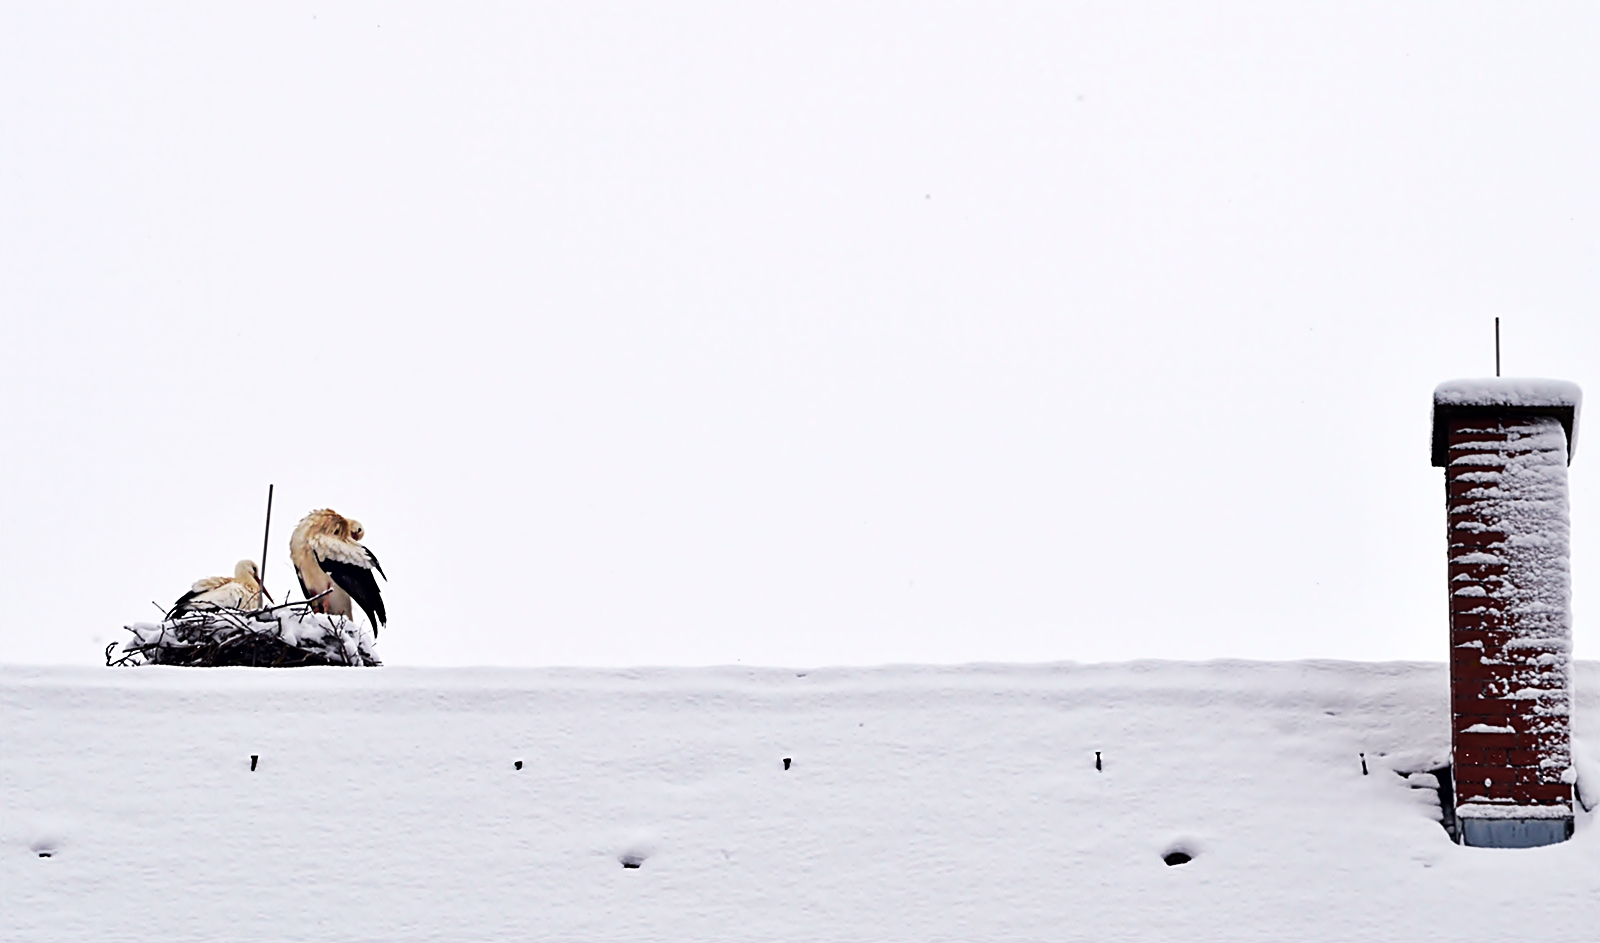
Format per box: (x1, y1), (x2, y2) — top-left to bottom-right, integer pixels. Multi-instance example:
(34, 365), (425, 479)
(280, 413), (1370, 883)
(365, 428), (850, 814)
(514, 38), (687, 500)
(289, 508), (388, 635)
(168, 560), (272, 618)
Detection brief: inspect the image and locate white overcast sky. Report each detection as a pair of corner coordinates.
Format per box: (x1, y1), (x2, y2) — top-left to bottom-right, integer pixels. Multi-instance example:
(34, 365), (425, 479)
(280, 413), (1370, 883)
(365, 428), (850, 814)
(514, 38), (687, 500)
(2, 3), (1598, 668)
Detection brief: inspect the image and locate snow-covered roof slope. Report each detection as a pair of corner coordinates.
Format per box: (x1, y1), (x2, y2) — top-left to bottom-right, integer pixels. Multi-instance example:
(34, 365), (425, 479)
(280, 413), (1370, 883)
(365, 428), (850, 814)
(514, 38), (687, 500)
(1433, 377), (1582, 408)
(3, 661), (1597, 943)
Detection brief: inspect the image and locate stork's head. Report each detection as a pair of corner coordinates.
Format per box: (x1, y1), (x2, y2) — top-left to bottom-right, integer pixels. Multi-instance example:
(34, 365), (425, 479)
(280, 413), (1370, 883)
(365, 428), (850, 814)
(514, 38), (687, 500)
(300, 508), (365, 541)
(234, 559), (274, 603)
(302, 508), (352, 538)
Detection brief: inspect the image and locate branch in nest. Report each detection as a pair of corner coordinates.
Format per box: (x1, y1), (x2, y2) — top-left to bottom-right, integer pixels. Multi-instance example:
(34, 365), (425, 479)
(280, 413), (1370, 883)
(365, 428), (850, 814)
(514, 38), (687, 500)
(246, 590), (332, 618)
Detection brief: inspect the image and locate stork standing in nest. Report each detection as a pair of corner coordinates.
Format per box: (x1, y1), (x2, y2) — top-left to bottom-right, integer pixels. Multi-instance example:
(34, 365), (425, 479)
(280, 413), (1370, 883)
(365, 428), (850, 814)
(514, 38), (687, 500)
(290, 509), (388, 635)
(168, 560), (273, 618)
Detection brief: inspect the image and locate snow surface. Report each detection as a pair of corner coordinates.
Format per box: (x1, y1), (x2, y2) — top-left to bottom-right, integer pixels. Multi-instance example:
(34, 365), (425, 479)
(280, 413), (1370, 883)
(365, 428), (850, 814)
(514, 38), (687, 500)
(3, 661), (1598, 943)
(1433, 377), (1583, 409)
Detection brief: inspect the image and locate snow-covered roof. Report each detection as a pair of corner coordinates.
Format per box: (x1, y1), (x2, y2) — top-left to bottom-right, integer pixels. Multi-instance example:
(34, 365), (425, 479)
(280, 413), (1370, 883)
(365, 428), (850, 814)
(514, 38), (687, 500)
(4, 661), (1598, 942)
(1431, 377), (1582, 467)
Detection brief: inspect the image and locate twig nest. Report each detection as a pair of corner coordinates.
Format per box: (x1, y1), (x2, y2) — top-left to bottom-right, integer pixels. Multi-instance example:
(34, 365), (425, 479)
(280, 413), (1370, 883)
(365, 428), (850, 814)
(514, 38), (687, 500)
(111, 600), (380, 667)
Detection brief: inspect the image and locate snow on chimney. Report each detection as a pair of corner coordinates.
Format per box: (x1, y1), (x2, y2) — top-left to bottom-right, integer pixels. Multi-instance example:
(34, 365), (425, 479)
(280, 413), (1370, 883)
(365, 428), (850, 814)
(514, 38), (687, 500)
(1433, 378), (1581, 848)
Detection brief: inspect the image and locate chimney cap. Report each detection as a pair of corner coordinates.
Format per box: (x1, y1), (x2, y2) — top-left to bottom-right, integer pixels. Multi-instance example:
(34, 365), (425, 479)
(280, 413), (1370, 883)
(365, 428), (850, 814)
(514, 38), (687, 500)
(1432, 378), (1582, 467)
(1434, 377), (1581, 409)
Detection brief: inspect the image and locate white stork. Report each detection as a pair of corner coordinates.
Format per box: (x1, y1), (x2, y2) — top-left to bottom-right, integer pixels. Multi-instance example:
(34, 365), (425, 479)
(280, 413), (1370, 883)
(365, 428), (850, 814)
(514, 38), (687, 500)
(168, 560), (272, 618)
(289, 508), (388, 635)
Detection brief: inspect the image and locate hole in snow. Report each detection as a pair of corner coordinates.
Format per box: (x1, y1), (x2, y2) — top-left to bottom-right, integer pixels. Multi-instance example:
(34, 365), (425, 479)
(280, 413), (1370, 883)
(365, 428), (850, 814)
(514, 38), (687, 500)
(514, 760), (523, 770)
(783, 757), (792, 770)
(1430, 764), (1456, 840)
(613, 832), (658, 869)
(1396, 763), (1457, 840)
(1162, 851), (1192, 866)
(37, 851), (52, 858)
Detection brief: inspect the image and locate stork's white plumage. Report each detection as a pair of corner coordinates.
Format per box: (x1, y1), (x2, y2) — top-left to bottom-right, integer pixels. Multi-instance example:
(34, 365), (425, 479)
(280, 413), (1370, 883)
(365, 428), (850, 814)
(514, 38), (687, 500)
(290, 508), (388, 635)
(168, 559), (272, 618)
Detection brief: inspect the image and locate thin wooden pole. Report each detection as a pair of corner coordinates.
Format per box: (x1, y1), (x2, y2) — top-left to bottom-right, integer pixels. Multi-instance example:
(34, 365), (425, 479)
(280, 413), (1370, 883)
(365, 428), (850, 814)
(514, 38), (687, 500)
(1495, 317), (1501, 377)
(260, 484), (274, 598)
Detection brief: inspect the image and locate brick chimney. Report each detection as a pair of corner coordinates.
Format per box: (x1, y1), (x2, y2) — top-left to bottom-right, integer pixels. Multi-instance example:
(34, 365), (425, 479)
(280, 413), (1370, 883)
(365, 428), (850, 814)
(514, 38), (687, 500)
(1433, 378), (1581, 848)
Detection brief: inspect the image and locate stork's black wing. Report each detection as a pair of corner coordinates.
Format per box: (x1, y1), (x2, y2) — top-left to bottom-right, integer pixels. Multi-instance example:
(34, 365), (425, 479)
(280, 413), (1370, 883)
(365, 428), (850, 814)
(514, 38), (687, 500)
(319, 554), (388, 635)
(167, 589), (201, 620)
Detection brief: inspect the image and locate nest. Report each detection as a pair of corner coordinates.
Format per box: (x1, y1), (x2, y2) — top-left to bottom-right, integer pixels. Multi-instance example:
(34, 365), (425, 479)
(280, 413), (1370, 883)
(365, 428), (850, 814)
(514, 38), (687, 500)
(109, 595), (381, 668)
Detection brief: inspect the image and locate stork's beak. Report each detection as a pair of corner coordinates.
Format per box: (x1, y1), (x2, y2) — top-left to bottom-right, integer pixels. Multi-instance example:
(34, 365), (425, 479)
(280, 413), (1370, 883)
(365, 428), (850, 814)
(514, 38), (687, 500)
(261, 584), (276, 604)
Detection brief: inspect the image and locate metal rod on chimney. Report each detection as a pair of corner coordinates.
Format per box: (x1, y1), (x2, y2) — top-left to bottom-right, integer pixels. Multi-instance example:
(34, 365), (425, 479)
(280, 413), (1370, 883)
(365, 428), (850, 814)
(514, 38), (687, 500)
(1495, 317), (1501, 377)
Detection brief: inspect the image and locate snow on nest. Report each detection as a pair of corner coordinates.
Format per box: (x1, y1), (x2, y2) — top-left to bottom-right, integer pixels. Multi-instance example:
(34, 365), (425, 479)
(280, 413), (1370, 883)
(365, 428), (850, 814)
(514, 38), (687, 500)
(2, 660), (1597, 943)
(115, 606), (380, 668)
(1433, 377), (1583, 409)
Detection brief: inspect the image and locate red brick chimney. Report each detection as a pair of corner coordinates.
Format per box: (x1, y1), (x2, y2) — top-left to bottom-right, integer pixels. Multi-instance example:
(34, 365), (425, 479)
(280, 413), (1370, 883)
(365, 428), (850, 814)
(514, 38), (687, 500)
(1433, 378), (1581, 847)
